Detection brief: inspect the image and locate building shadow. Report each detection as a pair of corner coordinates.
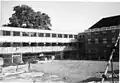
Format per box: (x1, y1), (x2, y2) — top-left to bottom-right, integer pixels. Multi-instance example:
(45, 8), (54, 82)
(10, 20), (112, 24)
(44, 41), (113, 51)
(80, 70), (119, 83)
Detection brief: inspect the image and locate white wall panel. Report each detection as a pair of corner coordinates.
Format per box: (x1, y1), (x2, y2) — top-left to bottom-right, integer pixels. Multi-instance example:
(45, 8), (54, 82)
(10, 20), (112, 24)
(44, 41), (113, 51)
(0, 46), (77, 54)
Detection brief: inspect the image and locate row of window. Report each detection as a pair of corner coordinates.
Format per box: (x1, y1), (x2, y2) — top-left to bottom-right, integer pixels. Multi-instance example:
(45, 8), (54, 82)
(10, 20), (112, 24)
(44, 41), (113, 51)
(78, 35), (84, 38)
(87, 29), (117, 35)
(88, 49), (97, 53)
(88, 38), (116, 44)
(1, 30), (77, 38)
(0, 42), (77, 47)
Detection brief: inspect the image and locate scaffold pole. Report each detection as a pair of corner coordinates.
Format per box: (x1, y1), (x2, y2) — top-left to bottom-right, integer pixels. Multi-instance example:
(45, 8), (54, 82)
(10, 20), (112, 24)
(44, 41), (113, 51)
(101, 32), (120, 83)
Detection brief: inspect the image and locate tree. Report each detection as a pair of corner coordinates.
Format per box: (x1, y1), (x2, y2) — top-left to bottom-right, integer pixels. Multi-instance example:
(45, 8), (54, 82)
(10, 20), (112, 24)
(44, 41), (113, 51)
(4, 5), (52, 30)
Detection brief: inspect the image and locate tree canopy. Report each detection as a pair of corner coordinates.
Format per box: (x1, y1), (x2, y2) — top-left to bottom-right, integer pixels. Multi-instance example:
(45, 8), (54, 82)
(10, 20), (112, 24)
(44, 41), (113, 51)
(4, 5), (52, 30)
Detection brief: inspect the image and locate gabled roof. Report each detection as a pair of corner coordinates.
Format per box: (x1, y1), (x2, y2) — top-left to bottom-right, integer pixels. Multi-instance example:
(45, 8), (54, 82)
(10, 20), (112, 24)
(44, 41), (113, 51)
(89, 15), (120, 29)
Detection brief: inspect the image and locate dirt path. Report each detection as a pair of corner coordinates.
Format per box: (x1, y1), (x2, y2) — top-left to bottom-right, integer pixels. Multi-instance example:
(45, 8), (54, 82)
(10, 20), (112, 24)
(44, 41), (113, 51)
(31, 60), (119, 83)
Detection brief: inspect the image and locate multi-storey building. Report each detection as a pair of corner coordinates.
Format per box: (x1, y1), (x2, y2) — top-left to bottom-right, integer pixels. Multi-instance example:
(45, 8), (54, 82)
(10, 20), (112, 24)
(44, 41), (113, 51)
(0, 26), (78, 65)
(78, 15), (120, 61)
(0, 15), (119, 66)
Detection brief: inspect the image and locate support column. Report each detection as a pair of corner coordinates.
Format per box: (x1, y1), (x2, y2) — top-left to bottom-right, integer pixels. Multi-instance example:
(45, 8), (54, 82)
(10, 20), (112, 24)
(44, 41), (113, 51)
(111, 58), (114, 83)
(60, 51), (64, 60)
(76, 52), (79, 60)
(20, 53), (23, 63)
(11, 54), (13, 64)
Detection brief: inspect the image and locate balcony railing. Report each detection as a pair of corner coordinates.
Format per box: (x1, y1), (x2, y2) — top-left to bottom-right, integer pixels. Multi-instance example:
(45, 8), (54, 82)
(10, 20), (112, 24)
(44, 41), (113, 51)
(0, 46), (78, 54)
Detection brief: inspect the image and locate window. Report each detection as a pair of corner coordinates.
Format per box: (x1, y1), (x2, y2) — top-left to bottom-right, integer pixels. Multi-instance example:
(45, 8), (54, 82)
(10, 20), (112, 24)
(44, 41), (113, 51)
(112, 37), (116, 43)
(79, 35), (81, 38)
(58, 43), (63, 46)
(30, 32), (36, 37)
(52, 34), (56, 37)
(88, 49), (96, 53)
(45, 33), (50, 37)
(38, 43), (44, 46)
(45, 43), (51, 46)
(3, 31), (11, 36)
(102, 31), (107, 34)
(52, 43), (57, 46)
(38, 33), (44, 37)
(88, 39), (91, 44)
(69, 43), (72, 46)
(80, 35), (84, 38)
(22, 32), (29, 36)
(58, 34), (62, 38)
(72, 43), (77, 47)
(63, 43), (68, 46)
(64, 34), (68, 38)
(94, 32), (98, 35)
(95, 39), (99, 44)
(30, 42), (37, 46)
(13, 31), (20, 36)
(87, 33), (91, 35)
(111, 30), (116, 33)
(103, 38), (107, 44)
(69, 34), (73, 38)
(88, 49), (91, 53)
(74, 35), (77, 38)
(22, 42), (29, 46)
(12, 42), (21, 47)
(2, 42), (11, 47)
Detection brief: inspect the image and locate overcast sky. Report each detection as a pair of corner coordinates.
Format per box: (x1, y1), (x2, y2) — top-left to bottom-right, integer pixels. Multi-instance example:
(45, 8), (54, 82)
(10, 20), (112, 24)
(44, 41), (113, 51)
(1, 1), (120, 33)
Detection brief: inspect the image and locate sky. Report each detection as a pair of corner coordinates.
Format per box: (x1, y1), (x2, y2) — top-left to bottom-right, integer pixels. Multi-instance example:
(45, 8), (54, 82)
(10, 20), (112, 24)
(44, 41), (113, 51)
(1, 1), (120, 33)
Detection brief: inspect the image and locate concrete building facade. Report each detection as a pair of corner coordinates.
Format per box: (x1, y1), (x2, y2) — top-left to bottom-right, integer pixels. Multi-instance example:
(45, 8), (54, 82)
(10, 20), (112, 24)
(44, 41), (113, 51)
(78, 15), (120, 61)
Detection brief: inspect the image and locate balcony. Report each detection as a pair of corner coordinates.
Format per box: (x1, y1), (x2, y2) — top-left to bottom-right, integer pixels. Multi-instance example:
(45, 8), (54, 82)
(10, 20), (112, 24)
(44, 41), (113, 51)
(0, 46), (78, 54)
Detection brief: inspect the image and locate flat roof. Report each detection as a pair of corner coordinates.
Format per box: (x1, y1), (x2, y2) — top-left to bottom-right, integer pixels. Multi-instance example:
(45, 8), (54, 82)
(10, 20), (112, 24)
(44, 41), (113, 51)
(0, 26), (78, 35)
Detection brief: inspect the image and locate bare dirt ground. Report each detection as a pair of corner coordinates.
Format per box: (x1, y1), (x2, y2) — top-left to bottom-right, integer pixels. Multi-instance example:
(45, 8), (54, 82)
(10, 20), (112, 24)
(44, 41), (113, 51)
(0, 60), (119, 83)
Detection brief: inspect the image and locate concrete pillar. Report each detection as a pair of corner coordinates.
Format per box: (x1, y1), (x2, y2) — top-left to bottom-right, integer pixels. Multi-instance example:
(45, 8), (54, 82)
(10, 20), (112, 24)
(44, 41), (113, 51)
(20, 53), (23, 63)
(51, 56), (55, 60)
(60, 51), (64, 60)
(44, 57), (47, 61)
(12, 54), (13, 64)
(76, 52), (79, 60)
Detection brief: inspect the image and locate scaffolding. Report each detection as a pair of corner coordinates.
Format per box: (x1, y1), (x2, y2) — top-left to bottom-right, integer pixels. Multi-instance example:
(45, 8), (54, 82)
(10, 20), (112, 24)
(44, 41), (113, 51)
(101, 32), (120, 83)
